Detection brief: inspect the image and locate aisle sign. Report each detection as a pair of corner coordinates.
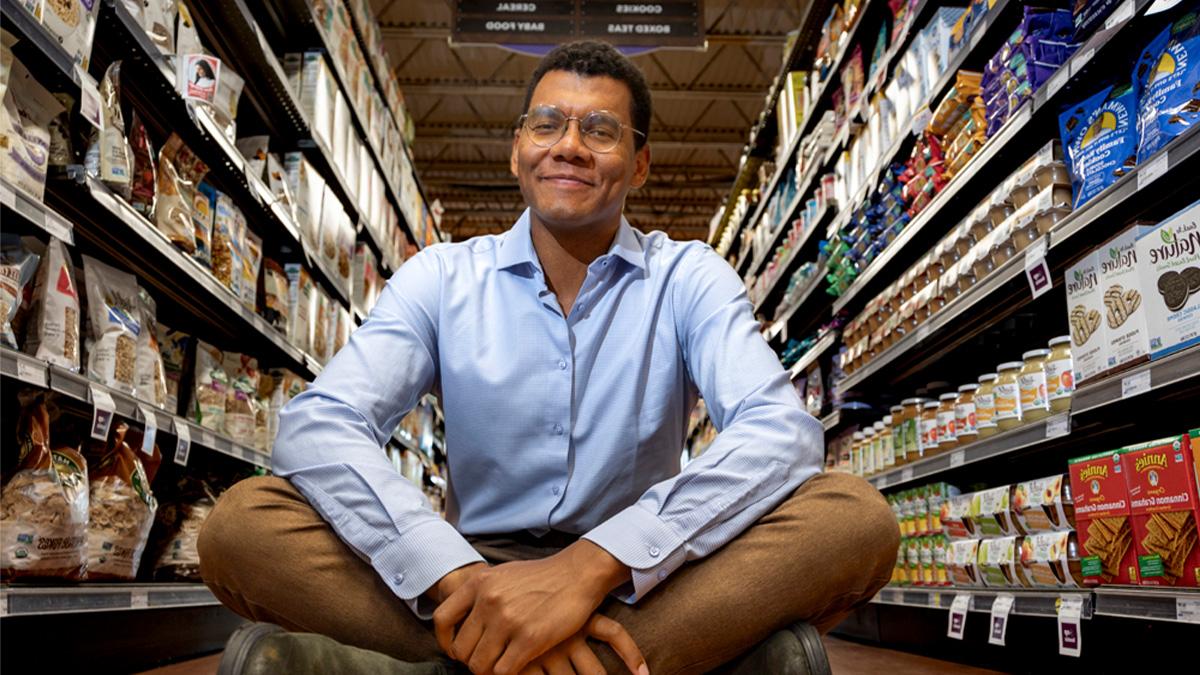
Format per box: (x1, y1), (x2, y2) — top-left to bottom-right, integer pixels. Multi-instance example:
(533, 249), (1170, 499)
(136, 405), (158, 456)
(452, 1), (705, 48)
(173, 421), (192, 467)
(948, 593), (971, 640)
(989, 593), (1015, 646)
(1025, 237), (1052, 299)
(89, 385), (116, 441)
(1058, 595), (1084, 657)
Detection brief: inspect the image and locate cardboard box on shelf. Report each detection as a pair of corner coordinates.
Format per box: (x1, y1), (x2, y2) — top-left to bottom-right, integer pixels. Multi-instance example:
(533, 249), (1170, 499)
(1120, 433), (1200, 587)
(1064, 251), (1109, 384)
(1135, 200), (1200, 360)
(1097, 224), (1154, 372)
(1068, 449), (1139, 586)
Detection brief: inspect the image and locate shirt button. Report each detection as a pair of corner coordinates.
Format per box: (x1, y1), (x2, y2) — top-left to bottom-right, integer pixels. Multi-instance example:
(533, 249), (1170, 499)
(393, 573), (405, 585)
(657, 570), (668, 581)
(602, 260), (610, 267)
(554, 423), (564, 435)
(649, 546), (660, 558)
(558, 359), (567, 370)
(552, 486), (561, 496)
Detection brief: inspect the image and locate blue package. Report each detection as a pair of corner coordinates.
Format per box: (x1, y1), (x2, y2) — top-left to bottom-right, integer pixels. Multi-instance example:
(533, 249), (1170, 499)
(1135, 11), (1200, 162)
(1059, 82), (1140, 208)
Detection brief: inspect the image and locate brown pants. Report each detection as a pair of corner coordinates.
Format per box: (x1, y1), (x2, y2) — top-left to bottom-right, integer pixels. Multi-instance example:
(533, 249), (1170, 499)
(198, 471), (897, 675)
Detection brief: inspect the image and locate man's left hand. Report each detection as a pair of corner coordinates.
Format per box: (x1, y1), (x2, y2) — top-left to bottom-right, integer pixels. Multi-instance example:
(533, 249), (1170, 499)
(433, 539), (631, 675)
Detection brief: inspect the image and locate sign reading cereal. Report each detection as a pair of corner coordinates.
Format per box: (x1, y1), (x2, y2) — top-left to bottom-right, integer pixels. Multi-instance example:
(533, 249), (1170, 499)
(1068, 449), (1139, 585)
(1121, 433), (1200, 586)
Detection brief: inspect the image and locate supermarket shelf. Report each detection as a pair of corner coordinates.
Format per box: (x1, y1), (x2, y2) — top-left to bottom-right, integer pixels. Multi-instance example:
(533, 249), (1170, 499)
(862, 0), (932, 100)
(769, 269), (826, 335)
(787, 330), (840, 381)
(865, 346), (1200, 490)
(0, 0), (79, 80)
(0, 179), (74, 245)
(821, 409), (841, 431)
(0, 348), (273, 471)
(828, 0), (1150, 318)
(0, 584), (219, 617)
(874, 587), (1095, 619)
(1094, 588), (1200, 625)
(752, 203), (837, 312)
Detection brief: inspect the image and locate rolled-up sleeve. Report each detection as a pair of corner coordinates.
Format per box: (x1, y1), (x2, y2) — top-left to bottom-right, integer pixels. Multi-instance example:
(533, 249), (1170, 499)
(583, 245), (823, 602)
(273, 248), (484, 619)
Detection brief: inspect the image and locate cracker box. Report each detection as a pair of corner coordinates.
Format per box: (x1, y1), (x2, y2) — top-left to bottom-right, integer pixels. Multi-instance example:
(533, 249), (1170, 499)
(1068, 449), (1139, 586)
(1135, 200), (1200, 360)
(1098, 224), (1154, 371)
(1121, 434), (1200, 586)
(1020, 531), (1085, 588)
(1012, 474), (1076, 534)
(1065, 251), (1110, 384)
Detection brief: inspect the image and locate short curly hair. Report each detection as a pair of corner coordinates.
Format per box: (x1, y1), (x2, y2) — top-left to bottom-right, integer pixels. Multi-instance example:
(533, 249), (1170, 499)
(522, 41), (652, 149)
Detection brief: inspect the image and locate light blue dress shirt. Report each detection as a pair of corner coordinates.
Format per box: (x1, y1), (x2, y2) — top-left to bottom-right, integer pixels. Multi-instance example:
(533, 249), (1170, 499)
(273, 209), (823, 619)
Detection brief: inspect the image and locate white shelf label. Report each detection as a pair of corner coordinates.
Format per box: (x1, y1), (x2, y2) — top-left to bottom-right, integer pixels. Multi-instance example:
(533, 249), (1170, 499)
(1046, 413), (1071, 438)
(1058, 595), (1084, 657)
(130, 589), (149, 609)
(199, 429), (215, 448)
(948, 593), (971, 640)
(0, 594), (8, 617)
(901, 467), (915, 483)
(910, 106), (932, 137)
(970, 20), (987, 50)
(877, 475), (888, 489)
(1072, 49), (1095, 77)
(0, 180), (14, 208)
(989, 594), (1016, 646)
(1046, 66), (1069, 100)
(89, 385), (116, 442)
(1177, 597), (1200, 624)
(1105, 0), (1135, 30)
(950, 450), (966, 468)
(136, 405), (158, 456)
(1137, 152), (1170, 191)
(173, 421), (192, 467)
(1122, 370), (1152, 399)
(76, 66), (102, 130)
(916, 323), (932, 344)
(15, 358), (47, 387)
(241, 446), (257, 462)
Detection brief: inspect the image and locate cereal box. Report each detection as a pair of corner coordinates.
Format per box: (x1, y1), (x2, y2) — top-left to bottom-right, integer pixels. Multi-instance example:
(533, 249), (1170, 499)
(1069, 449), (1139, 586)
(1121, 434), (1200, 586)
(1135, 200), (1200, 360)
(1065, 251), (1110, 383)
(1012, 474), (1076, 534)
(1097, 224), (1154, 371)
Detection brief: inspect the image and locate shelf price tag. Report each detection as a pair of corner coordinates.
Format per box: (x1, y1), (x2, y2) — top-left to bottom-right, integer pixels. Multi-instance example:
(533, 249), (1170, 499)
(1105, 0), (1135, 30)
(173, 420), (192, 467)
(970, 20), (987, 51)
(950, 450), (966, 468)
(40, 210), (73, 244)
(910, 105), (932, 137)
(1046, 66), (1070, 101)
(199, 429), (215, 448)
(948, 593), (971, 640)
(877, 475), (888, 489)
(1072, 49), (1095, 77)
(989, 593), (1016, 646)
(76, 66), (102, 130)
(1137, 152), (1170, 191)
(901, 467), (914, 483)
(929, 592), (942, 608)
(14, 358), (47, 388)
(1046, 413), (1071, 439)
(1177, 597), (1200, 624)
(1121, 370), (1152, 399)
(89, 385), (116, 442)
(130, 589), (149, 610)
(1058, 595), (1084, 657)
(136, 405), (158, 456)
(1025, 237), (1052, 299)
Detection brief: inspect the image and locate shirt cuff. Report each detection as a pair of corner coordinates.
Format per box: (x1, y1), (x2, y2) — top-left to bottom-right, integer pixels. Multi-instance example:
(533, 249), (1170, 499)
(582, 503), (688, 603)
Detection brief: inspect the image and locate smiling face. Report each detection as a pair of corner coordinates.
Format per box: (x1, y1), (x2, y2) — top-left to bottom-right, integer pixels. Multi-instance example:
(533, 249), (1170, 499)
(511, 70), (650, 233)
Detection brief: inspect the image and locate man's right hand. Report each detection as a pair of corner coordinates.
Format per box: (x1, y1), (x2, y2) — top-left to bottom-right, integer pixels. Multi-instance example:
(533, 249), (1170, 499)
(517, 614), (648, 675)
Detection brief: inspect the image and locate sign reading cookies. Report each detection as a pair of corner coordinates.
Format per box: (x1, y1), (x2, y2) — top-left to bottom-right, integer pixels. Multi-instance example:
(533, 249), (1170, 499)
(1135, 200), (1200, 360)
(1121, 434), (1200, 586)
(1068, 449), (1139, 586)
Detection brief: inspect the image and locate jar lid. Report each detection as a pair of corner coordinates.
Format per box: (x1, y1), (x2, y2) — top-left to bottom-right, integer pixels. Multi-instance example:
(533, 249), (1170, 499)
(890, 405), (904, 413)
(998, 361), (1024, 370)
(873, 421), (886, 430)
(923, 401), (941, 409)
(883, 415), (894, 424)
(1022, 349), (1051, 360)
(902, 397), (928, 405)
(940, 393), (958, 401)
(978, 373), (998, 382)
(957, 383), (980, 392)
(852, 431), (864, 440)
(863, 429), (876, 437)
(1049, 335), (1072, 347)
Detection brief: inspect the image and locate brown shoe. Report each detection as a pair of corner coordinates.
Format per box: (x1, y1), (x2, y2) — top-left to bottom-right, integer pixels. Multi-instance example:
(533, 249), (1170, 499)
(717, 622), (831, 675)
(217, 622), (457, 675)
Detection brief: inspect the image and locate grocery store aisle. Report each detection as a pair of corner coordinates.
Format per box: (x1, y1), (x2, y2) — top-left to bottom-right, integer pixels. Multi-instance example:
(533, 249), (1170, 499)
(136, 636), (1003, 674)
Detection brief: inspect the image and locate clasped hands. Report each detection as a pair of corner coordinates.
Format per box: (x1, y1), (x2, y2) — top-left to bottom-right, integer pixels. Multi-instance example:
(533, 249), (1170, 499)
(431, 540), (648, 675)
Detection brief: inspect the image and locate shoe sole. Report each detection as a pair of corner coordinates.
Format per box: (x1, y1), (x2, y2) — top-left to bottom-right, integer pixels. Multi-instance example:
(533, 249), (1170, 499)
(217, 622), (285, 675)
(788, 623), (831, 675)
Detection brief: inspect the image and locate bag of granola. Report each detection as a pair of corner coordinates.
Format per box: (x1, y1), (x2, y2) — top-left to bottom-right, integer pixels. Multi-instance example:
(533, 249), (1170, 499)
(157, 323), (191, 416)
(191, 340), (227, 431)
(84, 422), (160, 580)
(153, 476), (216, 581)
(1, 393), (89, 580)
(128, 111), (157, 216)
(1, 233), (40, 349)
(134, 287), (168, 408)
(223, 352), (259, 439)
(261, 258), (289, 333)
(82, 255), (140, 395)
(153, 135), (195, 254)
(23, 236), (80, 371)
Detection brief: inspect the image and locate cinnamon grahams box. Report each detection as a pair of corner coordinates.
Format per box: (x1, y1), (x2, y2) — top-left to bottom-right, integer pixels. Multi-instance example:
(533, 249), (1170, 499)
(1068, 449), (1139, 586)
(1121, 433), (1200, 587)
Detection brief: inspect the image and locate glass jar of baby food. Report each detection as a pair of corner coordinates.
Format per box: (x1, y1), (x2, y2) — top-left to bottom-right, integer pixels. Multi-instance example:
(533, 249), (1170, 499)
(976, 373), (999, 438)
(955, 384), (979, 445)
(937, 393), (959, 451)
(994, 362), (1024, 431)
(1019, 349), (1052, 423)
(1046, 336), (1075, 413)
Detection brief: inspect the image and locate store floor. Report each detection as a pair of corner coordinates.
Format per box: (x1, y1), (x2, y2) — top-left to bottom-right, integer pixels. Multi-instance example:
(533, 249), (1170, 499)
(137, 637), (1002, 674)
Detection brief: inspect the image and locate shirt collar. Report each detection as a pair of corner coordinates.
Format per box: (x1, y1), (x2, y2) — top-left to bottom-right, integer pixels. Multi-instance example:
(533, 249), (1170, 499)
(497, 208), (647, 274)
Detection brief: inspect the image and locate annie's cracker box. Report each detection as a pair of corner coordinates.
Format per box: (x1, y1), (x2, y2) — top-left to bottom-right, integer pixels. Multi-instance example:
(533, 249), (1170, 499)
(1120, 434), (1200, 587)
(1069, 449), (1139, 586)
(1135, 200), (1200, 360)
(1097, 224), (1154, 372)
(1065, 251), (1109, 384)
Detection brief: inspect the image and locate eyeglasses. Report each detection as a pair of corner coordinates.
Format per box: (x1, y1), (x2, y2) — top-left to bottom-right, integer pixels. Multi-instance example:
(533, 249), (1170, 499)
(518, 104), (645, 153)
